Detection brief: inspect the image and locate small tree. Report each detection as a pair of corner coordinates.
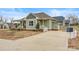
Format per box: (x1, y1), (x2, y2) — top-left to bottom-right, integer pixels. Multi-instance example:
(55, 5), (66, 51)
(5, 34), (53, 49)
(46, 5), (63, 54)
(66, 14), (78, 25)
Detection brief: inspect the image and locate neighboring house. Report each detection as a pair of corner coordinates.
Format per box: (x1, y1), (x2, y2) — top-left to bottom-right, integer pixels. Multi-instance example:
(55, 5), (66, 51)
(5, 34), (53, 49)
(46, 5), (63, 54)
(65, 20), (70, 25)
(7, 20), (22, 29)
(19, 12), (58, 30)
(0, 19), (9, 29)
(52, 16), (65, 29)
(53, 16), (65, 24)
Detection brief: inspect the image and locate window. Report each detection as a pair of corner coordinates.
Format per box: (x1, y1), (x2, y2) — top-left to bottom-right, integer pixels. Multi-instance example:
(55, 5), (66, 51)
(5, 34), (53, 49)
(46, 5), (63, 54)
(29, 21), (33, 26)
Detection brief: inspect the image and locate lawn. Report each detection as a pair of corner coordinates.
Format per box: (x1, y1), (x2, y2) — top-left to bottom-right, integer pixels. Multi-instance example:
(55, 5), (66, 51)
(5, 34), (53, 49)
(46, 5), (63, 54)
(0, 29), (41, 40)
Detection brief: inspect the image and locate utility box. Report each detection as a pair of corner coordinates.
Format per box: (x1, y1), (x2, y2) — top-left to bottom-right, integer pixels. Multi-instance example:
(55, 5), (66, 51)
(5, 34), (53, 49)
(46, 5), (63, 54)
(66, 27), (73, 32)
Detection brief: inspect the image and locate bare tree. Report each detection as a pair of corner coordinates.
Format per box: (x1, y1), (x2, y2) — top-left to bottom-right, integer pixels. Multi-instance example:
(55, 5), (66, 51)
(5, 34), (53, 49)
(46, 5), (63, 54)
(66, 14), (78, 25)
(0, 16), (5, 29)
(9, 17), (14, 29)
(10, 17), (14, 23)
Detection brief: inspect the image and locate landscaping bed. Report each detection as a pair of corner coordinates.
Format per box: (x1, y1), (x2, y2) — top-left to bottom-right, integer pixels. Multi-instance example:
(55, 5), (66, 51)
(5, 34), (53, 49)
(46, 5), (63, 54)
(0, 29), (41, 40)
(68, 32), (79, 49)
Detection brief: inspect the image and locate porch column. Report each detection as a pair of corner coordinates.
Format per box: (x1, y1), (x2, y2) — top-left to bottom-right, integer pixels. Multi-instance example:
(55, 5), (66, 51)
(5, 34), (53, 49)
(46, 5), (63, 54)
(37, 20), (40, 29)
(43, 20), (44, 29)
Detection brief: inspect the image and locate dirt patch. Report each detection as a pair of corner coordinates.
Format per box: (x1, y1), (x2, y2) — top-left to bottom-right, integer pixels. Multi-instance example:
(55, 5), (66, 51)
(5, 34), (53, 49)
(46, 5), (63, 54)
(0, 29), (41, 40)
(68, 38), (77, 49)
(75, 36), (79, 49)
(68, 32), (79, 49)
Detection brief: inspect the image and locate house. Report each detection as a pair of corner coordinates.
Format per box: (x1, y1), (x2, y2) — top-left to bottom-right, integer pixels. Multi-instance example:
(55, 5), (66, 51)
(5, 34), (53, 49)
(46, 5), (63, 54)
(53, 16), (65, 24)
(11, 20), (21, 29)
(52, 16), (65, 29)
(19, 12), (59, 30)
(65, 20), (70, 25)
(0, 18), (9, 29)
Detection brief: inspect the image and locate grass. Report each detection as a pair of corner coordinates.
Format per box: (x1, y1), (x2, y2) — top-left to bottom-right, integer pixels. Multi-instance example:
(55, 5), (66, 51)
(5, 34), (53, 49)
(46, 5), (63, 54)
(0, 29), (41, 40)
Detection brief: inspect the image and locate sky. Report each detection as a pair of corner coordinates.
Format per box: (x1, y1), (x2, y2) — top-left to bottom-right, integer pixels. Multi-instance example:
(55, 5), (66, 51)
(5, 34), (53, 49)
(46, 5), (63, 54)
(0, 8), (79, 22)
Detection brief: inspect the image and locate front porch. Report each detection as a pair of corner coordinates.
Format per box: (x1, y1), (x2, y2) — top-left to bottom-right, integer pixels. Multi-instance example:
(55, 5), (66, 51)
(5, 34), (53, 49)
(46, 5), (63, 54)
(20, 20), (26, 29)
(37, 19), (58, 30)
(19, 19), (61, 31)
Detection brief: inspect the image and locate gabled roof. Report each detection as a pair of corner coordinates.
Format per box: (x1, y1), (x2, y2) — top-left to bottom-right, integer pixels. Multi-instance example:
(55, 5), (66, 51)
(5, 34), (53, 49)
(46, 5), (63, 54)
(19, 12), (56, 21)
(52, 16), (65, 21)
(12, 20), (20, 23)
(12, 20), (21, 22)
(33, 12), (53, 19)
(26, 12), (54, 19)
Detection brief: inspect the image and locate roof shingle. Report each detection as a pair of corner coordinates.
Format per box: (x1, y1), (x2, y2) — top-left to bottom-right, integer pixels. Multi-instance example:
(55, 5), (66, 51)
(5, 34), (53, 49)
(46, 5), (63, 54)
(33, 12), (53, 19)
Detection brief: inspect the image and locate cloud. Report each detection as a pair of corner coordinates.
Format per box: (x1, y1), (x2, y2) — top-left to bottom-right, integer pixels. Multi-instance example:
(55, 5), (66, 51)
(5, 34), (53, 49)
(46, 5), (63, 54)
(0, 8), (44, 22)
(0, 11), (27, 19)
(0, 8), (27, 22)
(48, 9), (79, 17)
(1, 8), (79, 22)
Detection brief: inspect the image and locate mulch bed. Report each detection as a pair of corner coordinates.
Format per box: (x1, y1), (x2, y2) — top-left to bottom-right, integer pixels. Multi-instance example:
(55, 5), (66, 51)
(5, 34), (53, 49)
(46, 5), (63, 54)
(68, 38), (77, 48)
(0, 29), (41, 40)
(68, 33), (79, 49)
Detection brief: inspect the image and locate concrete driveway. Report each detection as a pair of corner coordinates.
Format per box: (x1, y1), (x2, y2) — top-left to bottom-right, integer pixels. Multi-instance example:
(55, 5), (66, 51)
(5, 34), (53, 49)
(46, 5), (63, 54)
(0, 31), (76, 51)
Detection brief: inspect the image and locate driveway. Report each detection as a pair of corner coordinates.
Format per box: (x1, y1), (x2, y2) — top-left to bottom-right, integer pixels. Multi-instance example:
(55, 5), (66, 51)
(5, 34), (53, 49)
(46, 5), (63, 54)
(0, 31), (76, 51)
